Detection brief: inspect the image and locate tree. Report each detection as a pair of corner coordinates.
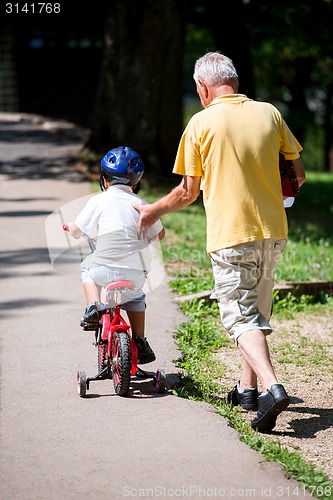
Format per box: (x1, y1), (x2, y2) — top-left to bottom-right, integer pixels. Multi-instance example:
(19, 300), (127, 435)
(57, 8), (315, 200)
(86, 0), (186, 176)
(244, 0), (333, 171)
(84, 0), (333, 174)
(186, 0), (255, 99)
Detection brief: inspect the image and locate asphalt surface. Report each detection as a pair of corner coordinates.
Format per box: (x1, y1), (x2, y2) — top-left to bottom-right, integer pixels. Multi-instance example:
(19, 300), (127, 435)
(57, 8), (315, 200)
(0, 113), (313, 499)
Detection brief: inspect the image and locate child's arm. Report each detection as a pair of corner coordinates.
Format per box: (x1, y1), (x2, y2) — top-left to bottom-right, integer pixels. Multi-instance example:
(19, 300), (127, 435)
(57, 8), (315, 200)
(158, 228), (165, 241)
(63, 223), (84, 239)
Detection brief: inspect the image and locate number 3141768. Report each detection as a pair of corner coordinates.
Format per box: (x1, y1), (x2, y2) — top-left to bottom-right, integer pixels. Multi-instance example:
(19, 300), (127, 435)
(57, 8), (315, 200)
(5, 3), (61, 14)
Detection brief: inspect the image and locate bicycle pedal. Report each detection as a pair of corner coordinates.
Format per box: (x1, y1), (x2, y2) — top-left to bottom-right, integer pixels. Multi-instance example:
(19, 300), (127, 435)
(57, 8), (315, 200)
(81, 321), (99, 331)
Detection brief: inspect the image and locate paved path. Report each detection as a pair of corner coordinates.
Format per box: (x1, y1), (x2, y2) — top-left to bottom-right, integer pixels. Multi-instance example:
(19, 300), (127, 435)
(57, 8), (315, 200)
(0, 113), (312, 499)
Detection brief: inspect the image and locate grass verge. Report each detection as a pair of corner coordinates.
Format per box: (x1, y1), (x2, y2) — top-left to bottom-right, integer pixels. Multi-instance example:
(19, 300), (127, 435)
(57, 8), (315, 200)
(171, 297), (333, 499)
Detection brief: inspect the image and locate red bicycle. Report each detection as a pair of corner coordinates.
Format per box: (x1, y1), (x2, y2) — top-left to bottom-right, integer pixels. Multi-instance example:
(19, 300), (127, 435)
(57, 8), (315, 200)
(76, 278), (166, 398)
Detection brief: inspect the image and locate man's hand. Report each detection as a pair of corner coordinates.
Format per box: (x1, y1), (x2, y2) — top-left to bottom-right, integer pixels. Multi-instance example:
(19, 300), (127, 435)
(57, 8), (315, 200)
(133, 203), (161, 228)
(133, 176), (201, 228)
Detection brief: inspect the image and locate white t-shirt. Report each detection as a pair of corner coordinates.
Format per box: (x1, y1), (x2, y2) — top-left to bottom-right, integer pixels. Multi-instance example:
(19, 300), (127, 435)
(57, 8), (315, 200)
(75, 184), (163, 270)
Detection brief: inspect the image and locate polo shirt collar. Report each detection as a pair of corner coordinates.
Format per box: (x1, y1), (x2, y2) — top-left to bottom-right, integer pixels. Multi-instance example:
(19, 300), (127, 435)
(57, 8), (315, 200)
(208, 94), (252, 107)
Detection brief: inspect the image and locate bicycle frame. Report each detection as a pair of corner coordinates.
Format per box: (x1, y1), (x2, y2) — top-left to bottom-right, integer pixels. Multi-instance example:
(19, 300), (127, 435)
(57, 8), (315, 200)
(99, 301), (138, 375)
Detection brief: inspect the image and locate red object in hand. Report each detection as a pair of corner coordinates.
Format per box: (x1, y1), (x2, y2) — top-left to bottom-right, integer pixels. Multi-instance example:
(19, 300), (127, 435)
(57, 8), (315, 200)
(279, 153), (300, 197)
(62, 224), (69, 232)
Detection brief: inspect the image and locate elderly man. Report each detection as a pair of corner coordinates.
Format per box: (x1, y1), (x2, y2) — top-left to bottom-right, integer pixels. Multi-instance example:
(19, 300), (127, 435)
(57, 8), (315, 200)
(135, 51), (305, 432)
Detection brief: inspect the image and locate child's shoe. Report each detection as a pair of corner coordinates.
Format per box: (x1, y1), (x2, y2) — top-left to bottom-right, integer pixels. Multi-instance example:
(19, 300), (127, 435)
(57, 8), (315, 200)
(80, 304), (99, 329)
(134, 337), (156, 364)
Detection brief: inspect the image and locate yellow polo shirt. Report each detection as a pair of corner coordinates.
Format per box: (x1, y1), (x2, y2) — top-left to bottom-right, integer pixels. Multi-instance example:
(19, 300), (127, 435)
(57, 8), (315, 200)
(173, 94), (302, 253)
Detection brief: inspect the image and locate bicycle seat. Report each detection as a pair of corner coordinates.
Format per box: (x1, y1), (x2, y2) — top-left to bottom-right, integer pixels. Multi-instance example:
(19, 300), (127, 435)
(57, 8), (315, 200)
(105, 281), (136, 293)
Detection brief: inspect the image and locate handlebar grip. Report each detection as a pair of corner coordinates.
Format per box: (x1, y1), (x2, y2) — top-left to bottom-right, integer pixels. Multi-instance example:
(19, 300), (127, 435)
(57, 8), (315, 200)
(62, 224), (69, 232)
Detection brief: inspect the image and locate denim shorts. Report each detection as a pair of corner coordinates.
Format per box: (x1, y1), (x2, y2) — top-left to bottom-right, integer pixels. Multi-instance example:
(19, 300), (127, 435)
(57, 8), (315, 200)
(210, 238), (286, 343)
(81, 254), (146, 312)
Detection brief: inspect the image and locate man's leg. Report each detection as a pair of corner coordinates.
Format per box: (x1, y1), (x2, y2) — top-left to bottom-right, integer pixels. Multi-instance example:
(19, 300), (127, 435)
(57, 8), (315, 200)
(239, 357), (258, 391)
(237, 328), (278, 391)
(211, 241), (290, 430)
(237, 328), (290, 432)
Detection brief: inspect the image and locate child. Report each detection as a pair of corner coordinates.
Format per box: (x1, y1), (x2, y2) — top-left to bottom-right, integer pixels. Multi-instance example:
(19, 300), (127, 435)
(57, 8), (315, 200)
(64, 146), (165, 364)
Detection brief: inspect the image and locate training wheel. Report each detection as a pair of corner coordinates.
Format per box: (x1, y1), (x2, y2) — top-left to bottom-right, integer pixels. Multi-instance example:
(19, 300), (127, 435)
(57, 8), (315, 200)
(155, 369), (166, 394)
(77, 370), (87, 397)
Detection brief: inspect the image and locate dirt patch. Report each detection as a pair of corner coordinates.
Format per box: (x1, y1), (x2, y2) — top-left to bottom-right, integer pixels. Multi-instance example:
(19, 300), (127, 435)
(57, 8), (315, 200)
(214, 312), (333, 480)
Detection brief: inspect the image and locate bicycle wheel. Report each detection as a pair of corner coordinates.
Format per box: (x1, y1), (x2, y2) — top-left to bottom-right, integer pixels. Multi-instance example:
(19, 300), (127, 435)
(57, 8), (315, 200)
(77, 370), (87, 397)
(98, 342), (107, 373)
(111, 330), (131, 396)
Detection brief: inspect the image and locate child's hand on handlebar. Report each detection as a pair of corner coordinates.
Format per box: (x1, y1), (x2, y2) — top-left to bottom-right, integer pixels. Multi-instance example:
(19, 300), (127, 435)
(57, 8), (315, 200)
(62, 222), (84, 239)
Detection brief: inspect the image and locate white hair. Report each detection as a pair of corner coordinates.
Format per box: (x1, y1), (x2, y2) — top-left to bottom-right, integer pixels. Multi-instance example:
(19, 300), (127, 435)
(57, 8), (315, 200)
(193, 51), (239, 90)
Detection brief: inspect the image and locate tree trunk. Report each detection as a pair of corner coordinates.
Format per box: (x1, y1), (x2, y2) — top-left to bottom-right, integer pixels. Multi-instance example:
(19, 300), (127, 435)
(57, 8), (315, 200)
(86, 0), (185, 176)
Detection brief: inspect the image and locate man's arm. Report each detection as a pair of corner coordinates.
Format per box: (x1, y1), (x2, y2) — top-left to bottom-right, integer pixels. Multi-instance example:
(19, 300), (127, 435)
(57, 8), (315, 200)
(134, 176), (201, 227)
(292, 157), (306, 187)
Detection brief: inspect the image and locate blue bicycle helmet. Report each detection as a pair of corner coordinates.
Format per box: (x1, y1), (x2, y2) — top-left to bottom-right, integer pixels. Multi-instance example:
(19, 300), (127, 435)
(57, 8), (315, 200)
(100, 146), (144, 191)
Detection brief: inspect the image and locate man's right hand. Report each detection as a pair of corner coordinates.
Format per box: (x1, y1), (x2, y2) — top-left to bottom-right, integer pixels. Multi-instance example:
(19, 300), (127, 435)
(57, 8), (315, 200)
(133, 203), (160, 229)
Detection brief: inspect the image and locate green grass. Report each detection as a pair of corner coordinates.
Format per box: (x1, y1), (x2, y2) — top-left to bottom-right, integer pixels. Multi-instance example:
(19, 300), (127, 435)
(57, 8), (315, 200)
(276, 238), (332, 282)
(286, 171), (333, 243)
(272, 336), (332, 367)
(171, 298), (333, 499)
(272, 290), (332, 319)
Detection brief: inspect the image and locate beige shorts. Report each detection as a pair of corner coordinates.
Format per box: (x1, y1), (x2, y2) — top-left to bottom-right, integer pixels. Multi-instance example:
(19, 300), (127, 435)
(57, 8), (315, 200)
(210, 238), (287, 343)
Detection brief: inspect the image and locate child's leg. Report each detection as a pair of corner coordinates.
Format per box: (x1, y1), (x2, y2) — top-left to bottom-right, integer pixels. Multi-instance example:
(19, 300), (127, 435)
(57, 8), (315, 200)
(126, 309), (155, 364)
(81, 280), (101, 325)
(83, 281), (102, 305)
(126, 310), (145, 338)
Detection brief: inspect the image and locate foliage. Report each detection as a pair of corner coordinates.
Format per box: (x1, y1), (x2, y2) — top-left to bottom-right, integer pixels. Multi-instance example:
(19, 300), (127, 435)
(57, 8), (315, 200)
(184, 0), (333, 171)
(272, 291), (333, 320)
(243, 0), (333, 170)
